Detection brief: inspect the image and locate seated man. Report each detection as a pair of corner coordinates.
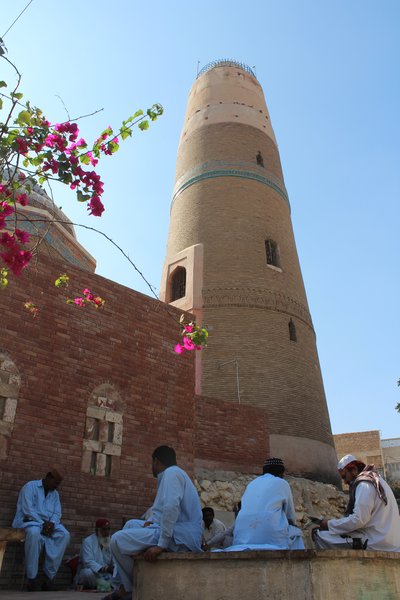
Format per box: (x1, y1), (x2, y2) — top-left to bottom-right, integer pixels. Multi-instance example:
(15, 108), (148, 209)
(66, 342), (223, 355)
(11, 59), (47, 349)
(204, 502), (241, 550)
(12, 469), (70, 591)
(202, 507), (226, 549)
(106, 446), (202, 600)
(75, 518), (115, 590)
(314, 454), (400, 551)
(225, 457), (304, 551)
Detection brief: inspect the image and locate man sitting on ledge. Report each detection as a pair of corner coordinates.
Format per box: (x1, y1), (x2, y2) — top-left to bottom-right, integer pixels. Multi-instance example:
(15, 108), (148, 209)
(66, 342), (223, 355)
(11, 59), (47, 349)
(222, 457), (304, 551)
(104, 445), (202, 600)
(12, 469), (70, 591)
(314, 454), (400, 551)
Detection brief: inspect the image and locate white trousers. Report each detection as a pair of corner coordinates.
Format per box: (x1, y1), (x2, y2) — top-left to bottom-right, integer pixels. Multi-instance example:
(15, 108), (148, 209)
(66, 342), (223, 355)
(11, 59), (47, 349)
(111, 519), (180, 592)
(24, 524), (70, 579)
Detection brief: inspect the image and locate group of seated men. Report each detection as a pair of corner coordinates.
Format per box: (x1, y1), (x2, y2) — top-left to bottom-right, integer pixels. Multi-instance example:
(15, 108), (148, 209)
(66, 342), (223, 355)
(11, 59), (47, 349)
(12, 447), (400, 599)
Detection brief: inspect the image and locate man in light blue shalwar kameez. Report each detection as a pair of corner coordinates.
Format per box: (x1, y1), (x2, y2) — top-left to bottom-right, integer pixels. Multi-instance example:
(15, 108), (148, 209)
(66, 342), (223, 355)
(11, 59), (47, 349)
(107, 446), (202, 600)
(223, 457), (304, 552)
(12, 469), (70, 591)
(75, 518), (116, 590)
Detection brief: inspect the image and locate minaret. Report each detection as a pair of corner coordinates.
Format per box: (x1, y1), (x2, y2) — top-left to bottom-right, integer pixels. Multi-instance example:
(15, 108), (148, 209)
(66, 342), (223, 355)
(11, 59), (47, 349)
(160, 60), (339, 485)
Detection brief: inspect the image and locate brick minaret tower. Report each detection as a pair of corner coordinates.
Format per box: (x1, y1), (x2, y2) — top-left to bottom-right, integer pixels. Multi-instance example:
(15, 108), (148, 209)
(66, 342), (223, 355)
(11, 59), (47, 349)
(160, 60), (339, 484)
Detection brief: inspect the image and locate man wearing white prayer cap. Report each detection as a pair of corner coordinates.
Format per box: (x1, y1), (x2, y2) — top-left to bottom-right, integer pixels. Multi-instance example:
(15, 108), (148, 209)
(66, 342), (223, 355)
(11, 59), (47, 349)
(313, 454), (400, 551)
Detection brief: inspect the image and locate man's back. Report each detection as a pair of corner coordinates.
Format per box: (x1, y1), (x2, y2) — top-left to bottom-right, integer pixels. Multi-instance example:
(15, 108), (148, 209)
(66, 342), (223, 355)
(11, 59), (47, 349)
(151, 465), (202, 550)
(233, 474), (294, 547)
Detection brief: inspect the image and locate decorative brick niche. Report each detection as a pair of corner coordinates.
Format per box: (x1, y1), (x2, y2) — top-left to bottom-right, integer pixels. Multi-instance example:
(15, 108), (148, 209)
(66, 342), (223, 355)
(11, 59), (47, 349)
(0, 352), (21, 460)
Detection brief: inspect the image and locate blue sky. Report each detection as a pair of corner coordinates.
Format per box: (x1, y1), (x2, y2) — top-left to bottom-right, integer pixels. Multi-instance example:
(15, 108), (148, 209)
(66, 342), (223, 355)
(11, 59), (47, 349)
(2, 1), (399, 439)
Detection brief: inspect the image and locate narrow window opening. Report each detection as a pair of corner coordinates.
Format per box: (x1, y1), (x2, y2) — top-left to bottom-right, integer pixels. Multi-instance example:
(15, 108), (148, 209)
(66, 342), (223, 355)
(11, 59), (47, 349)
(107, 421), (115, 443)
(90, 452), (97, 476)
(265, 239), (279, 267)
(256, 151), (264, 167)
(170, 267), (186, 301)
(289, 319), (297, 342)
(105, 455), (112, 477)
(92, 418), (100, 441)
(0, 397), (5, 419)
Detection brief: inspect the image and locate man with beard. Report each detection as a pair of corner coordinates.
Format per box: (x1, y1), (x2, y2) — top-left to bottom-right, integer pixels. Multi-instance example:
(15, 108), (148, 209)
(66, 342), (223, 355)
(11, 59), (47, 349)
(75, 518), (115, 590)
(12, 469), (70, 591)
(104, 446), (202, 600)
(314, 454), (400, 551)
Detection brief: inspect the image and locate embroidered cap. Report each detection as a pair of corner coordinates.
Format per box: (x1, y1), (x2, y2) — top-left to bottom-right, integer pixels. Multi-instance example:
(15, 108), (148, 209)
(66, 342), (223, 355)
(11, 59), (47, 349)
(337, 454), (358, 470)
(263, 457), (285, 469)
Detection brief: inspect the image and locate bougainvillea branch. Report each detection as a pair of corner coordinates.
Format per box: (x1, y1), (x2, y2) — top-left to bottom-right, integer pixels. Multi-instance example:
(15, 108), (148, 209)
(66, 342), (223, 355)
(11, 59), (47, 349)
(174, 314), (209, 354)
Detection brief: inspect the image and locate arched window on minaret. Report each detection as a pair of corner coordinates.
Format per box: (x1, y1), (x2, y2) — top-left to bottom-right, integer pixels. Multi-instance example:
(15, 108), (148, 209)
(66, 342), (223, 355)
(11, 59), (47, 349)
(289, 319), (297, 342)
(256, 151), (264, 167)
(170, 267), (186, 301)
(265, 239), (279, 267)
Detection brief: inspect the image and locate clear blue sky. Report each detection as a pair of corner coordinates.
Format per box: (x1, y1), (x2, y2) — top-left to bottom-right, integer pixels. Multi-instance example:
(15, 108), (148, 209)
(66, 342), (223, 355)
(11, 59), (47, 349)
(2, 1), (399, 439)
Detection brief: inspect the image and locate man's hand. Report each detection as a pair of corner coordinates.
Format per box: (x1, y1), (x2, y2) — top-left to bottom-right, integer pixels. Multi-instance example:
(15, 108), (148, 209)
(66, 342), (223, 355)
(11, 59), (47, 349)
(143, 546), (164, 562)
(41, 521), (55, 537)
(143, 521), (154, 528)
(319, 519), (329, 531)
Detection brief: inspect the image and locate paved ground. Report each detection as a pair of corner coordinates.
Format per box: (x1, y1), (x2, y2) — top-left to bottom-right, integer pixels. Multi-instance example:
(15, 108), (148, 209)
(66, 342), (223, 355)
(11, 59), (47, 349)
(0, 592), (107, 599)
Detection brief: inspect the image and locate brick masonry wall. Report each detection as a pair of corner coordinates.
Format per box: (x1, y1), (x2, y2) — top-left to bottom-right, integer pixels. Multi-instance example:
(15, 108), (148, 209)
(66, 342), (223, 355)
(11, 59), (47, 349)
(0, 253), (196, 558)
(194, 395), (269, 474)
(334, 431), (384, 469)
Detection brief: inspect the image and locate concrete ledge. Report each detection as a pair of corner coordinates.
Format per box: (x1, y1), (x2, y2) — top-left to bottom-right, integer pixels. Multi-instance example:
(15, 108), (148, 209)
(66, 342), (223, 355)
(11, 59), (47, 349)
(133, 550), (400, 600)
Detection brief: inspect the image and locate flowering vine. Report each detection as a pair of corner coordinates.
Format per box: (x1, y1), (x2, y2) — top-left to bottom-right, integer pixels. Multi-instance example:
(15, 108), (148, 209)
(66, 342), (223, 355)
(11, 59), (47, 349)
(0, 55), (163, 283)
(174, 314), (209, 354)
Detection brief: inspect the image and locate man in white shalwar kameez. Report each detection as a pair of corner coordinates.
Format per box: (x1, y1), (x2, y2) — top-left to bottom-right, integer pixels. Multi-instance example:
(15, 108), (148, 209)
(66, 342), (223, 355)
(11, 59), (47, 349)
(105, 446), (202, 600)
(314, 454), (400, 551)
(12, 469), (70, 591)
(223, 457), (304, 552)
(75, 518), (116, 589)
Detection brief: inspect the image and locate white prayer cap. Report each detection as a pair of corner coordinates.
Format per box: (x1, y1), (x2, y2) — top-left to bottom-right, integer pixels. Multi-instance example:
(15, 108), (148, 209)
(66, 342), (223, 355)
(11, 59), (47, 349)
(337, 454), (357, 470)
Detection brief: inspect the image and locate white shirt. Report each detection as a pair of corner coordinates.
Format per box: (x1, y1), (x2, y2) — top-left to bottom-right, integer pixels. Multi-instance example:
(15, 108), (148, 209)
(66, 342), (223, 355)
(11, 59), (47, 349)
(328, 476), (400, 551)
(202, 518), (226, 545)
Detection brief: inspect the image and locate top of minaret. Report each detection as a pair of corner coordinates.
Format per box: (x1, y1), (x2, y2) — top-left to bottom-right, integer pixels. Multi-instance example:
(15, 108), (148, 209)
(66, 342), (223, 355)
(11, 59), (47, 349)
(197, 59), (257, 80)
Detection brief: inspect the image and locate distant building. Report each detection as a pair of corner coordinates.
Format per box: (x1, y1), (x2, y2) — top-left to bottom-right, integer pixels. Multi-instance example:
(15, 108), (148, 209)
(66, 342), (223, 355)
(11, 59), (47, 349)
(334, 430), (400, 482)
(381, 438), (400, 484)
(333, 430), (385, 477)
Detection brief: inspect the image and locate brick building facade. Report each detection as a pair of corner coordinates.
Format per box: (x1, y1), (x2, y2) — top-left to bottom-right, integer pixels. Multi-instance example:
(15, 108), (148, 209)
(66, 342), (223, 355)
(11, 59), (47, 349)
(0, 250), (269, 561)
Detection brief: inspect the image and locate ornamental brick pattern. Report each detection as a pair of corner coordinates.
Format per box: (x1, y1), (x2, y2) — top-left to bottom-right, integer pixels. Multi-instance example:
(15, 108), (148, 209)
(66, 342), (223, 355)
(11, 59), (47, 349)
(161, 62), (339, 484)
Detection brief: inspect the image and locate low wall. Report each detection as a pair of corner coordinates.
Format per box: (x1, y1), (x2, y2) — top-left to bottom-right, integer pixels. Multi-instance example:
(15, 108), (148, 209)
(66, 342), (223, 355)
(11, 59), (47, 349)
(133, 550), (400, 600)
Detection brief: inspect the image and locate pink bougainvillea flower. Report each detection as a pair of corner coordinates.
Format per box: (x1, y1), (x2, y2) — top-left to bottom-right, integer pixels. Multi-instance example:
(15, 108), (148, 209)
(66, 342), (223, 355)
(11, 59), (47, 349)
(87, 196), (104, 216)
(174, 344), (186, 354)
(184, 325), (194, 333)
(15, 137), (29, 154)
(15, 229), (30, 244)
(183, 336), (196, 351)
(73, 297), (85, 307)
(16, 193), (28, 206)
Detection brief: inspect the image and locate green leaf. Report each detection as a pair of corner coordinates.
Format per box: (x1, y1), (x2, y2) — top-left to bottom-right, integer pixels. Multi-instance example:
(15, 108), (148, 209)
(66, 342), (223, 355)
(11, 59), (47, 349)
(11, 92), (23, 101)
(80, 154), (91, 165)
(23, 158), (29, 168)
(120, 126), (132, 141)
(108, 141), (119, 154)
(76, 190), (90, 202)
(0, 99), (3, 110)
(138, 120), (149, 131)
(17, 110), (31, 125)
(0, 81), (6, 88)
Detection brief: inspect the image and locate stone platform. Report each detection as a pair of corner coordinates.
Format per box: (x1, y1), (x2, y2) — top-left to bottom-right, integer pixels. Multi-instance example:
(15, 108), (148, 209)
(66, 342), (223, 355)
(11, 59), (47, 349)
(133, 549), (400, 600)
